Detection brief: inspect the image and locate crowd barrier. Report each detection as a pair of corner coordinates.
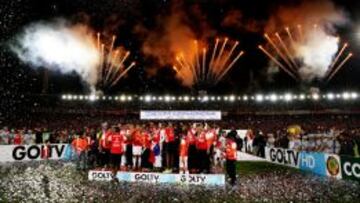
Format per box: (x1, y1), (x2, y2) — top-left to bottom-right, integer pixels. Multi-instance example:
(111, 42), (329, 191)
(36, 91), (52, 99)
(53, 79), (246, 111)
(88, 170), (226, 185)
(265, 147), (360, 181)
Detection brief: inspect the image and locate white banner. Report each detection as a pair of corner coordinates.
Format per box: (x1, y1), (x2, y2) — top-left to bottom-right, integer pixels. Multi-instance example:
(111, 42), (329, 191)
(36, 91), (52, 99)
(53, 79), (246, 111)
(88, 171), (115, 181)
(0, 144), (69, 162)
(265, 147), (300, 168)
(140, 111), (221, 120)
(88, 171), (225, 186)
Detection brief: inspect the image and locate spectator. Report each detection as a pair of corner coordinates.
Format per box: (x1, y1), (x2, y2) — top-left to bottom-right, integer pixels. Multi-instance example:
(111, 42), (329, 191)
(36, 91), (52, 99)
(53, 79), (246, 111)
(23, 129), (35, 145)
(256, 132), (266, 158)
(267, 134), (275, 148)
(0, 127), (9, 144)
(339, 133), (354, 156)
(235, 132), (243, 152)
(35, 128), (43, 144)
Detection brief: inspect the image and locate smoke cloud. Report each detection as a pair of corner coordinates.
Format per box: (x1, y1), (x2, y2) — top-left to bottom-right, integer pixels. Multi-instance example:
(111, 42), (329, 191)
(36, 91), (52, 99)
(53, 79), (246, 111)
(135, 1), (213, 87)
(137, 10), (196, 86)
(222, 10), (262, 33)
(296, 29), (340, 80)
(10, 19), (100, 92)
(265, 0), (349, 81)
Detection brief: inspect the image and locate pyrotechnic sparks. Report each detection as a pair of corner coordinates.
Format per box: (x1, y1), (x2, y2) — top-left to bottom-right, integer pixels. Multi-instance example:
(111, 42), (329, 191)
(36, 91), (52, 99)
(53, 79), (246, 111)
(326, 52), (353, 82)
(259, 24), (352, 82)
(174, 37), (244, 87)
(96, 33), (136, 89)
(11, 19), (136, 93)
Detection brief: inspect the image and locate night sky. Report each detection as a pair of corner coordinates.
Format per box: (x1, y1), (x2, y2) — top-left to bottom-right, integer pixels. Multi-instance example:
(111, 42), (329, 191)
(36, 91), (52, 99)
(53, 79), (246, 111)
(1, 0), (360, 97)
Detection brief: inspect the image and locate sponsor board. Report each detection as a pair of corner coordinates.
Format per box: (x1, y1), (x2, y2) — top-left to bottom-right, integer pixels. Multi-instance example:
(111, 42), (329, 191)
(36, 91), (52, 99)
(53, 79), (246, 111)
(340, 156), (360, 181)
(114, 172), (225, 185)
(265, 147), (300, 168)
(140, 111), (221, 120)
(325, 154), (342, 179)
(88, 171), (115, 181)
(0, 144), (69, 162)
(266, 147), (344, 179)
(176, 174), (225, 185)
(299, 152), (326, 176)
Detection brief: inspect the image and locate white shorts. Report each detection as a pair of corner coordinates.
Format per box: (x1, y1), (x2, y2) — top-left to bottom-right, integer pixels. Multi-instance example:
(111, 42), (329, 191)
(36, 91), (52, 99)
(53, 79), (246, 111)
(154, 155), (162, 168)
(179, 156), (188, 168)
(121, 154), (126, 166)
(133, 146), (142, 156)
(214, 149), (222, 160)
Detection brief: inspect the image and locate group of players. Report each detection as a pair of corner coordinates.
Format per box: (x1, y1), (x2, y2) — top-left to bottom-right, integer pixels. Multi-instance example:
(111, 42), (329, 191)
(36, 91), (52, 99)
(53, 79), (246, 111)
(71, 122), (237, 179)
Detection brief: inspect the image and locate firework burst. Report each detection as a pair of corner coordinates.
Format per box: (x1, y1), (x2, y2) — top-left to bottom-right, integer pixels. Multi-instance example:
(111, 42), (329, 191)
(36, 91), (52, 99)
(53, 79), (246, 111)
(259, 24), (352, 82)
(96, 33), (136, 89)
(173, 37), (244, 88)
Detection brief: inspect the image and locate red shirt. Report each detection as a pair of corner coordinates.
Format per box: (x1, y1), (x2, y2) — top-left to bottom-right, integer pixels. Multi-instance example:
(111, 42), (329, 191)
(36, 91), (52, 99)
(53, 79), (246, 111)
(142, 132), (152, 149)
(205, 130), (216, 149)
(187, 129), (196, 145)
(110, 133), (124, 154)
(152, 131), (160, 144)
(179, 138), (189, 157)
(99, 130), (111, 149)
(14, 134), (22, 145)
(72, 138), (88, 152)
(196, 132), (207, 150)
(165, 127), (175, 143)
(132, 130), (142, 146)
(225, 139), (237, 160)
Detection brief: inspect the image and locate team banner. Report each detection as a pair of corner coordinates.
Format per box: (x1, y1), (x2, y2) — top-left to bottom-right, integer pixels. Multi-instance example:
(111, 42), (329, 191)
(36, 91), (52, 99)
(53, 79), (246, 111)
(111, 172), (225, 185)
(140, 110), (222, 120)
(0, 144), (69, 162)
(340, 156), (360, 181)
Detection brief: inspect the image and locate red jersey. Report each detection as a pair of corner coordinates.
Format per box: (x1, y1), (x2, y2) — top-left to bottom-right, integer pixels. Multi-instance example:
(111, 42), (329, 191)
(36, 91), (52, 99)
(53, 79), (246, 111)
(110, 133), (124, 154)
(196, 132), (208, 150)
(152, 131), (160, 144)
(179, 138), (189, 157)
(72, 138), (88, 152)
(165, 127), (175, 143)
(225, 139), (237, 160)
(13, 134), (22, 145)
(142, 132), (152, 149)
(132, 130), (142, 146)
(205, 130), (216, 149)
(99, 130), (111, 149)
(187, 129), (196, 145)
